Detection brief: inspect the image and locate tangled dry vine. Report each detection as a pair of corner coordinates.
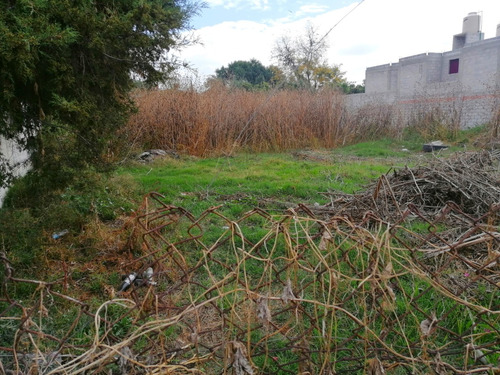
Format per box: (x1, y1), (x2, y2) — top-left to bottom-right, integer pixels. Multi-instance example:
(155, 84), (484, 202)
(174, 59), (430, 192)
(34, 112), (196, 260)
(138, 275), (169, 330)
(317, 151), (500, 221)
(1, 186), (499, 374)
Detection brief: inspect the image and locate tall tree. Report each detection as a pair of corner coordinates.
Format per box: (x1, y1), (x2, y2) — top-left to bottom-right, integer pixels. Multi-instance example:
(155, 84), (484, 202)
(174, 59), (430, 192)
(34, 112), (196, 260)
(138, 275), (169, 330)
(215, 59), (274, 89)
(0, 0), (200, 187)
(272, 22), (346, 90)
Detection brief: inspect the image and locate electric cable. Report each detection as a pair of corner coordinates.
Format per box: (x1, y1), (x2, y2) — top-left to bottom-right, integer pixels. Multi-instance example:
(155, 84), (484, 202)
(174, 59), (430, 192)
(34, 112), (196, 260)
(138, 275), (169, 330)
(317, 0), (367, 45)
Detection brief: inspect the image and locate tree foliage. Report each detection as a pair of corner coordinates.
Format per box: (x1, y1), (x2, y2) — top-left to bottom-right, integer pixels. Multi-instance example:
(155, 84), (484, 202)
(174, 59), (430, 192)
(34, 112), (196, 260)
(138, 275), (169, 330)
(0, 0), (200, 188)
(272, 23), (347, 90)
(340, 82), (365, 94)
(215, 59), (274, 89)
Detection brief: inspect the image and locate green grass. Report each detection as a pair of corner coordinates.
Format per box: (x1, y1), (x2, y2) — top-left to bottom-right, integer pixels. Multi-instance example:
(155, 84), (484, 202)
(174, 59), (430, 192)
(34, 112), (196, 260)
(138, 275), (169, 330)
(119, 132), (481, 218)
(0, 137), (464, 284)
(118, 150), (403, 218)
(333, 139), (418, 157)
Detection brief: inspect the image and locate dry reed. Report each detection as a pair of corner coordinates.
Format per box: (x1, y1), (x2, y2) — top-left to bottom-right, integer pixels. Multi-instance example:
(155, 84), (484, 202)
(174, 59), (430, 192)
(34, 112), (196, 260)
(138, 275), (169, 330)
(123, 85), (372, 156)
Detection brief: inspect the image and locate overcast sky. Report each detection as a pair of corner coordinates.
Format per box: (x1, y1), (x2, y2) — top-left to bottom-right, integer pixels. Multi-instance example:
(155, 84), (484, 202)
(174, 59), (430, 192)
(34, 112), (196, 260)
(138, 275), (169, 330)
(178, 0), (500, 84)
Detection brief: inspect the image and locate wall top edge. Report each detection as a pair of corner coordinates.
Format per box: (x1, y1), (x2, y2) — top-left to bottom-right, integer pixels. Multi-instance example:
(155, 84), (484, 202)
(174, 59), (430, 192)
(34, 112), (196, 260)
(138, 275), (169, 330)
(367, 62), (399, 71)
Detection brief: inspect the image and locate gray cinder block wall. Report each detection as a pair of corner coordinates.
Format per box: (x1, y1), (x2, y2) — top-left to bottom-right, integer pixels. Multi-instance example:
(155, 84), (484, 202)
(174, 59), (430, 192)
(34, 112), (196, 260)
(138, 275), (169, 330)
(346, 12), (500, 129)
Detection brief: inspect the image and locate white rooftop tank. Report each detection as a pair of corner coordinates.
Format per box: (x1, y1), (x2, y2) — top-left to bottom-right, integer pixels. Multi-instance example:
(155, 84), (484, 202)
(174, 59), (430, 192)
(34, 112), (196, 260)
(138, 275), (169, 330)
(462, 12), (481, 33)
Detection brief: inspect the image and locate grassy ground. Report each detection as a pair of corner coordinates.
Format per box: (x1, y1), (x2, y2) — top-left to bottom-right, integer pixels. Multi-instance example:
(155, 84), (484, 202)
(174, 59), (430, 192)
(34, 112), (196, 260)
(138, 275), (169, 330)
(0, 130), (477, 290)
(1, 131), (498, 373)
(120, 152), (390, 214)
(118, 138), (447, 217)
(0, 137), (461, 274)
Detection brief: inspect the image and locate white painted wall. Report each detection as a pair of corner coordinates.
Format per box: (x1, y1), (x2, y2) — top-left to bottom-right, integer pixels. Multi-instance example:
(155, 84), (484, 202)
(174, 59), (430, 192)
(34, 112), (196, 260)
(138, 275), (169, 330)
(0, 136), (30, 207)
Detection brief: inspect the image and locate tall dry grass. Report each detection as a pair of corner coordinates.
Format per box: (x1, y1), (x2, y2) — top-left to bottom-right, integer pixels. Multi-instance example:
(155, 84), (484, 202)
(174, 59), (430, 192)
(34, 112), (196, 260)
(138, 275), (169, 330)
(342, 102), (404, 142)
(122, 84), (367, 156)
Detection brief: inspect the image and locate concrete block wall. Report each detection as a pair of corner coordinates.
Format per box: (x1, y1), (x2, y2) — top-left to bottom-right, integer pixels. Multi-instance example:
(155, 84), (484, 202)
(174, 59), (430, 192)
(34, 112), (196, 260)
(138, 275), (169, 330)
(398, 56), (424, 96)
(459, 93), (499, 128)
(455, 38), (500, 90)
(424, 53), (443, 83)
(344, 89), (499, 130)
(388, 66), (399, 92)
(399, 93), (497, 129)
(365, 63), (398, 94)
(357, 28), (500, 130)
(344, 92), (397, 109)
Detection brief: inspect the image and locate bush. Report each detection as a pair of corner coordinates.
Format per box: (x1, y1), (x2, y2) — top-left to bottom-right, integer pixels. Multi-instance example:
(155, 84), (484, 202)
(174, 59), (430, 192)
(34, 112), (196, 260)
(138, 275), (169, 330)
(0, 170), (137, 277)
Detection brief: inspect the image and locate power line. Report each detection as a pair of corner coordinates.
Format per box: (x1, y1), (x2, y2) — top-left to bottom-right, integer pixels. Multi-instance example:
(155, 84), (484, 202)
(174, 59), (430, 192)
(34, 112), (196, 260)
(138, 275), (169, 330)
(225, 2), (369, 158)
(318, 0), (367, 45)
(204, 0), (369, 184)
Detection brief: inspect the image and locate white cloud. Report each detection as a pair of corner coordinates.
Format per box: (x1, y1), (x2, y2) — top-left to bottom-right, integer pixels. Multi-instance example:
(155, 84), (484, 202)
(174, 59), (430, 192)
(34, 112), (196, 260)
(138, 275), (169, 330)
(295, 4), (329, 17)
(250, 0), (270, 10)
(203, 0), (269, 10)
(181, 20), (276, 76)
(181, 0), (500, 83)
(325, 0), (500, 82)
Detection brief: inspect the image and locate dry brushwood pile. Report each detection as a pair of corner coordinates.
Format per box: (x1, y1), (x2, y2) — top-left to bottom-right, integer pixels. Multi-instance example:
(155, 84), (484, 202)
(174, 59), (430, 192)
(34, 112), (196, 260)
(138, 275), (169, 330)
(1, 187), (499, 374)
(316, 150), (500, 222)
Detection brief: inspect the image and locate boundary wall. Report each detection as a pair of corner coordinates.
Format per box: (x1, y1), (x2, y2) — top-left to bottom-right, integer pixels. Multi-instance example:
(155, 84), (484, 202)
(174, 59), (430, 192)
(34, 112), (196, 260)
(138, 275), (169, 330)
(344, 88), (500, 129)
(0, 136), (30, 206)
(353, 30), (500, 129)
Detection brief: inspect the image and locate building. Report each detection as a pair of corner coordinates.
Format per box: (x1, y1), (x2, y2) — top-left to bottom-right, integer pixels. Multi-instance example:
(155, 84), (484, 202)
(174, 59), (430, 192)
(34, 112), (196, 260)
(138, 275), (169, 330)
(347, 12), (500, 129)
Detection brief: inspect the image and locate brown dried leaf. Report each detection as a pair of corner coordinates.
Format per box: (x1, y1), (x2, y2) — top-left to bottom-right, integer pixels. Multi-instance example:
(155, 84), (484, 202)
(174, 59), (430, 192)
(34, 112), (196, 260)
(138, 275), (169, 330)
(318, 231), (332, 251)
(190, 330), (199, 345)
(23, 317), (35, 329)
(256, 296), (271, 325)
(281, 279), (296, 304)
(380, 260), (396, 311)
(381, 281), (397, 311)
(381, 261), (393, 280)
(39, 304), (49, 318)
(381, 302), (394, 312)
(231, 341), (254, 375)
(366, 357), (386, 375)
(386, 283), (396, 301)
(420, 312), (438, 337)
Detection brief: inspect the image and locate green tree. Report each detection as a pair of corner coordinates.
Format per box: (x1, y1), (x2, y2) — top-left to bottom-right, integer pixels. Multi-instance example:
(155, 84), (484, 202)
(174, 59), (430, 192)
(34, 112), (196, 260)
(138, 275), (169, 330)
(302, 64), (346, 90)
(268, 65), (286, 87)
(340, 82), (365, 94)
(215, 59), (274, 89)
(0, 0), (200, 189)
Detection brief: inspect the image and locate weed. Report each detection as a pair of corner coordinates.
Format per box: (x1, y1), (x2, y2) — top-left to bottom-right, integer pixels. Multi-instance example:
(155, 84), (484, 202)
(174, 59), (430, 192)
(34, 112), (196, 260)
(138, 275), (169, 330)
(123, 87), (354, 156)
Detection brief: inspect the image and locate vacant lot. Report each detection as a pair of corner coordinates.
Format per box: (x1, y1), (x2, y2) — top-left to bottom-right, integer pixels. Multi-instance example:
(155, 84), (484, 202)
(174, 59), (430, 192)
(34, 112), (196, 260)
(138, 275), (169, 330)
(1, 136), (499, 374)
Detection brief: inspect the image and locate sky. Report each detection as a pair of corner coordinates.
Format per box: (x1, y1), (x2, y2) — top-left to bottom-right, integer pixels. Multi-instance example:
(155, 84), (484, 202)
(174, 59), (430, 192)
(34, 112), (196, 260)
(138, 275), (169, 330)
(177, 0), (500, 85)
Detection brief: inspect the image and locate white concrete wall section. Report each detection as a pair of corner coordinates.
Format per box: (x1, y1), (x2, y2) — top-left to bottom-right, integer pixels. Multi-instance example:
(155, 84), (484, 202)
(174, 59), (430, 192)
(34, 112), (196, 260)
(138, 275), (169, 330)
(457, 40), (500, 90)
(365, 64), (394, 94)
(0, 136), (30, 207)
